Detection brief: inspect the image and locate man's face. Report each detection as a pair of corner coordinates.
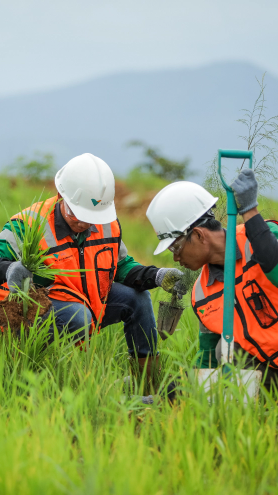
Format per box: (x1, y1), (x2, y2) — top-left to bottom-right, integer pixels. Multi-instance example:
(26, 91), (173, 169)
(171, 229), (210, 271)
(60, 200), (93, 233)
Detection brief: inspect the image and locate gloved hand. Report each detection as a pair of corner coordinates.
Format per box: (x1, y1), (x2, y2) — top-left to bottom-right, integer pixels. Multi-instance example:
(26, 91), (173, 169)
(230, 169), (258, 215)
(6, 261), (32, 293)
(155, 268), (187, 298)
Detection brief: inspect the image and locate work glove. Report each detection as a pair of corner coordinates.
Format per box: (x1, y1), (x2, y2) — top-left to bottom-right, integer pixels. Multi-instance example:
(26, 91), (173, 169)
(230, 169), (258, 215)
(6, 261), (32, 293)
(155, 268), (187, 299)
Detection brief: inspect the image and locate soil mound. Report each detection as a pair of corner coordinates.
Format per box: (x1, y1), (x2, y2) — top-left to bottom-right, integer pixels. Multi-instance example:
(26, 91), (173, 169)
(0, 288), (52, 332)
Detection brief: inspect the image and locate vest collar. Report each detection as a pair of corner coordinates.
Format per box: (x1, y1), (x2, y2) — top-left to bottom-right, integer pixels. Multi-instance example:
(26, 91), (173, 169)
(207, 230), (242, 287)
(54, 202), (99, 241)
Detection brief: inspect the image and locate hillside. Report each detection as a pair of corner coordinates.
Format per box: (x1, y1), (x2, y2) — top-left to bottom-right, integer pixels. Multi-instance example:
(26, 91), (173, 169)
(0, 61), (277, 187)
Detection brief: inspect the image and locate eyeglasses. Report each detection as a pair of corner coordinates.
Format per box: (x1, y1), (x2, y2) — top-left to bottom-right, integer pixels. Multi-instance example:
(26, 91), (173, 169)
(168, 235), (187, 255)
(64, 202), (80, 222)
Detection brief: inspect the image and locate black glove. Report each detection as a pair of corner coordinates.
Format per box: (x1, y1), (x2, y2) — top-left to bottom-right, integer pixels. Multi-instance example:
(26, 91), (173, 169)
(230, 169), (258, 215)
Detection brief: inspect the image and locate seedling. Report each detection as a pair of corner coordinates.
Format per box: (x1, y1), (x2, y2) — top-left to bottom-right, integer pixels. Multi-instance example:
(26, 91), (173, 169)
(6, 199), (89, 317)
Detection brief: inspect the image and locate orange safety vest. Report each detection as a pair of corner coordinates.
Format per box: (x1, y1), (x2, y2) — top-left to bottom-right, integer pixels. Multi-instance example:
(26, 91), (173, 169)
(192, 221), (278, 368)
(0, 196), (121, 330)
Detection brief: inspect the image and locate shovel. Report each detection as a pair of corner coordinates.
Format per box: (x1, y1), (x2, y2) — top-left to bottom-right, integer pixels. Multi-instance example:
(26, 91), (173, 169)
(197, 149), (262, 399)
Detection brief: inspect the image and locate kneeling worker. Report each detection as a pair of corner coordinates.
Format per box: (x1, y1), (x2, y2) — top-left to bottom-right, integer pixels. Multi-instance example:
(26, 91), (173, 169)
(0, 153), (186, 373)
(147, 169), (278, 388)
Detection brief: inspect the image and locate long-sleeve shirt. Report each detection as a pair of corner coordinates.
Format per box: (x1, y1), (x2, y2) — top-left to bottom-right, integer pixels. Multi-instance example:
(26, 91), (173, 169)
(0, 202), (159, 292)
(197, 214), (278, 368)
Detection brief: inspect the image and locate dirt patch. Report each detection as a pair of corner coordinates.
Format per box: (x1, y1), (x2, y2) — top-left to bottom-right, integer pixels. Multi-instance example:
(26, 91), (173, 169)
(0, 288), (52, 332)
(115, 180), (158, 219)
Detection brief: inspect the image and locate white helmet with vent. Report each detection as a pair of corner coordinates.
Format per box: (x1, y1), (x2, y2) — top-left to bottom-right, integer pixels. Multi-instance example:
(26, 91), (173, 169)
(146, 181), (218, 255)
(55, 153), (116, 224)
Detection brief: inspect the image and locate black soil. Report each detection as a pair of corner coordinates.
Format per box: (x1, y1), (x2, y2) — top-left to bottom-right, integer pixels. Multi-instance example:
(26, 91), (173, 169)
(0, 288), (52, 331)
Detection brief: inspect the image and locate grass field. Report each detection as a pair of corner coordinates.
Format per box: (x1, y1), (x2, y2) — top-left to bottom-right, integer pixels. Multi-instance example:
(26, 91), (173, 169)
(1, 174), (278, 494)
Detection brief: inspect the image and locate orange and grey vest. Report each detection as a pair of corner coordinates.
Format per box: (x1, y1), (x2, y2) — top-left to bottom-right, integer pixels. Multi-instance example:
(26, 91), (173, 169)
(192, 222), (278, 368)
(0, 196), (121, 330)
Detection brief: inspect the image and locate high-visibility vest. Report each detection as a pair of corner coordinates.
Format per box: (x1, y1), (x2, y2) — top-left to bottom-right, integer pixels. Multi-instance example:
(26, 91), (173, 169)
(0, 196), (121, 330)
(191, 221), (278, 368)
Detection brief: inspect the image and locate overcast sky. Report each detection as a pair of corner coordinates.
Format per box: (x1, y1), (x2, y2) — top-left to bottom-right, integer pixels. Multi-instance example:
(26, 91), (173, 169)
(0, 0), (277, 97)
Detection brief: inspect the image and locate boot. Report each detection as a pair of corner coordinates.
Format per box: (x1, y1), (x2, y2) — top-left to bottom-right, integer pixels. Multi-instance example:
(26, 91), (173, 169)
(127, 354), (160, 394)
(138, 355), (160, 380)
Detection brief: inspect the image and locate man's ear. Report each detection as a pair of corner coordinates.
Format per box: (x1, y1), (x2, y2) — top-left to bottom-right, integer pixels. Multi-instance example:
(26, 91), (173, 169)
(192, 227), (206, 243)
(57, 192), (62, 199)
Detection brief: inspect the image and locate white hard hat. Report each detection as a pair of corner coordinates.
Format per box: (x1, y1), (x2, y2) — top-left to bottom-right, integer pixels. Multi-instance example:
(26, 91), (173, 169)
(55, 153), (116, 224)
(146, 181), (218, 255)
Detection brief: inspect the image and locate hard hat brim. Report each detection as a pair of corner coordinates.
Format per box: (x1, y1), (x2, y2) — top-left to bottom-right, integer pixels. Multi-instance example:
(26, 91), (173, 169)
(153, 237), (174, 255)
(69, 201), (117, 224)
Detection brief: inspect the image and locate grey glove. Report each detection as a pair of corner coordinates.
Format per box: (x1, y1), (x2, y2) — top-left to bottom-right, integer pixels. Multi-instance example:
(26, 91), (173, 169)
(6, 261), (32, 293)
(230, 169), (258, 215)
(155, 268), (187, 298)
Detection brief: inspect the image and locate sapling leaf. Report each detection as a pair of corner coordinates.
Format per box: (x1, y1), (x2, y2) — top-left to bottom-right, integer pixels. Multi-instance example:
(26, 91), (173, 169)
(22, 278), (31, 317)
(3, 197), (92, 309)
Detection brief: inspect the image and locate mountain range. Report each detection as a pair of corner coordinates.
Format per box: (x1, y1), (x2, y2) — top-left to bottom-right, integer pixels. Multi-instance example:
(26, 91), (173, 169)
(0, 61), (277, 189)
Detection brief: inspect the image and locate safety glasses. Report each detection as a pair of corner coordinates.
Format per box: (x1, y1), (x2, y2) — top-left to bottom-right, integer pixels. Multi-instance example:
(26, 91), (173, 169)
(166, 217), (210, 255)
(64, 202), (80, 222)
(168, 235), (187, 255)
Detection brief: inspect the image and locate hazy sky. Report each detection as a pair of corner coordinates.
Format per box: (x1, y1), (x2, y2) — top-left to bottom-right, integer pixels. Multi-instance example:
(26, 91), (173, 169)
(0, 0), (277, 96)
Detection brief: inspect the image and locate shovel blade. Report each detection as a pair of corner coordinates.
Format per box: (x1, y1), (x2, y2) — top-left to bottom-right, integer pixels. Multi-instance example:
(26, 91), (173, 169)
(234, 369), (262, 400)
(196, 368), (262, 401)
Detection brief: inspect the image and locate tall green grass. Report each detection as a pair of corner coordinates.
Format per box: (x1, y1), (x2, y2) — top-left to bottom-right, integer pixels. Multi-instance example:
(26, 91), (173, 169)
(1, 175), (278, 493)
(0, 292), (278, 494)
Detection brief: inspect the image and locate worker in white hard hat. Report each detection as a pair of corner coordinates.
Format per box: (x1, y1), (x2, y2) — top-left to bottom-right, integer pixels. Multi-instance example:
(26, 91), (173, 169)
(0, 153), (186, 376)
(147, 170), (278, 389)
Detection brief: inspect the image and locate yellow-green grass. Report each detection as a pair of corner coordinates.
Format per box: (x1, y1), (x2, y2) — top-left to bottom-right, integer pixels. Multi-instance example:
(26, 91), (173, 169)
(0, 176), (278, 493)
(0, 298), (278, 495)
(0, 175), (56, 229)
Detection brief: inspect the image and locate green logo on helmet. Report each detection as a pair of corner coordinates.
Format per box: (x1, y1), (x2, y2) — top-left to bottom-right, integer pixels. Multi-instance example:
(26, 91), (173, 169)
(91, 199), (101, 206)
(199, 309), (205, 314)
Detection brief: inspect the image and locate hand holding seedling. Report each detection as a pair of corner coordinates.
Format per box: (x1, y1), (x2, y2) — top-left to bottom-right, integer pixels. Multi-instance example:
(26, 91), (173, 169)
(156, 268), (187, 299)
(6, 261), (32, 293)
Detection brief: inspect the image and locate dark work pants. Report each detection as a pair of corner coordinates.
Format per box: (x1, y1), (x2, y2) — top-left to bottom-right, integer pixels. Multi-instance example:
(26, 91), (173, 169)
(49, 282), (157, 358)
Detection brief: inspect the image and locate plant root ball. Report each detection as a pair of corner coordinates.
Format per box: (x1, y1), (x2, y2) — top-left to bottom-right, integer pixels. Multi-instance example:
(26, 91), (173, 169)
(0, 288), (52, 334)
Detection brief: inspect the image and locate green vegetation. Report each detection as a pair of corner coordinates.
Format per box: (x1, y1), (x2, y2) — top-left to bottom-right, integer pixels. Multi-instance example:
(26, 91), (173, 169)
(0, 174), (56, 229)
(0, 175), (277, 493)
(1, 98), (278, 490)
(1, 299), (278, 494)
(205, 75), (278, 224)
(6, 152), (56, 182)
(6, 199), (89, 317)
(125, 167), (170, 194)
(128, 140), (192, 181)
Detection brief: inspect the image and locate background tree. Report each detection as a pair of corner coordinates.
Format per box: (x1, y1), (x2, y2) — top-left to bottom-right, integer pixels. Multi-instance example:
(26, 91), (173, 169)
(128, 140), (192, 181)
(6, 152), (56, 183)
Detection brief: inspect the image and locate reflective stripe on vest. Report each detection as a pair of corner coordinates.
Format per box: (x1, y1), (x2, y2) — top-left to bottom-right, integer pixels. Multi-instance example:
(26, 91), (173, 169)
(0, 229), (21, 256)
(192, 221), (278, 368)
(21, 209), (58, 249)
(0, 197), (121, 327)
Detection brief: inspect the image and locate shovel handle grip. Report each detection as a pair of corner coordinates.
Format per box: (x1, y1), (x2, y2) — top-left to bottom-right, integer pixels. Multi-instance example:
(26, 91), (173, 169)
(218, 149), (253, 216)
(218, 149), (253, 192)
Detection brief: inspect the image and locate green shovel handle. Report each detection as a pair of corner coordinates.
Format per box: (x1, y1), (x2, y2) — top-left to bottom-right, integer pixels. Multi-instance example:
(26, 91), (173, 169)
(218, 149), (253, 190)
(218, 149), (253, 349)
(218, 149), (253, 216)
